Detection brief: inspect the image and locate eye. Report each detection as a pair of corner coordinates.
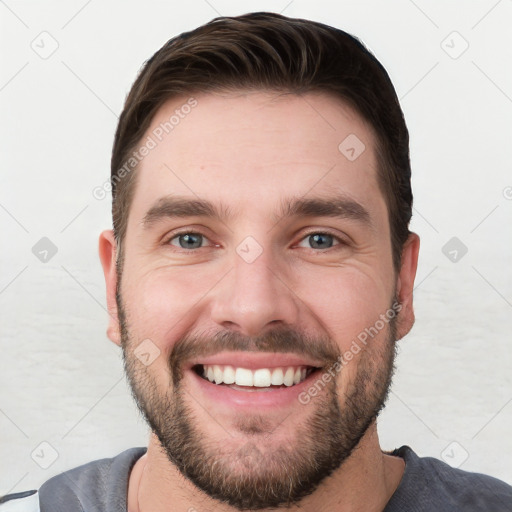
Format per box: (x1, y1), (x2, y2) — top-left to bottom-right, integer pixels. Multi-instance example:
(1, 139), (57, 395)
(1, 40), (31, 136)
(168, 232), (207, 249)
(297, 232), (340, 250)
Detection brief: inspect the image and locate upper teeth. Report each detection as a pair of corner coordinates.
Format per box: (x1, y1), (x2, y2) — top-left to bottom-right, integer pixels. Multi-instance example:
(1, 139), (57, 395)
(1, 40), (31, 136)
(201, 365), (312, 387)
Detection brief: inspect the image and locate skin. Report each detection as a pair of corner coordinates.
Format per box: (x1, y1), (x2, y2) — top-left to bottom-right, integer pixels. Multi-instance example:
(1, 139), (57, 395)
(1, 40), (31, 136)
(99, 90), (420, 512)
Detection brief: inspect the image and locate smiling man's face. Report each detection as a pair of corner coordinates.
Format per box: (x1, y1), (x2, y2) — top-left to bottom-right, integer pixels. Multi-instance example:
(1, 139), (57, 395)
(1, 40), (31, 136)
(100, 91), (419, 509)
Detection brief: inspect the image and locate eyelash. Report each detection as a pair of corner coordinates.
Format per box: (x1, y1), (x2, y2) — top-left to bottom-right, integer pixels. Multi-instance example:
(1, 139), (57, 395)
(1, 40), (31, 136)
(164, 229), (347, 252)
(297, 230), (346, 249)
(164, 230), (217, 250)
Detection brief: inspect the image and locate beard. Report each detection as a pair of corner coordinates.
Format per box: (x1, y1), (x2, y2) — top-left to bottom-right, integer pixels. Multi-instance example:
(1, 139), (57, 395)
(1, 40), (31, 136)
(118, 292), (398, 510)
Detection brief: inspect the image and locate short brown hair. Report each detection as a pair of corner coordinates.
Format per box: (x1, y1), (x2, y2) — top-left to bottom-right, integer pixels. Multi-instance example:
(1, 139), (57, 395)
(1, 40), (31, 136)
(111, 11), (412, 270)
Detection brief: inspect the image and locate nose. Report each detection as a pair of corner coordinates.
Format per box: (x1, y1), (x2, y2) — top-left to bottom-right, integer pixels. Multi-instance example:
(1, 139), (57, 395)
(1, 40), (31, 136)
(209, 247), (301, 337)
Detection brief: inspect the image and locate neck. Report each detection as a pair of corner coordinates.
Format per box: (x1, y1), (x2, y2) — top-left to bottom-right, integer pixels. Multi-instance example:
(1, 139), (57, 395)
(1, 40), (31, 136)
(128, 424), (405, 512)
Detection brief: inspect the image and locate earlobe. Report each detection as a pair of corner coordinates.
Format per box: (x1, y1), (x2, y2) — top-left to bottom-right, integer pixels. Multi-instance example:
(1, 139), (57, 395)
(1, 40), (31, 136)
(395, 233), (420, 340)
(98, 230), (122, 346)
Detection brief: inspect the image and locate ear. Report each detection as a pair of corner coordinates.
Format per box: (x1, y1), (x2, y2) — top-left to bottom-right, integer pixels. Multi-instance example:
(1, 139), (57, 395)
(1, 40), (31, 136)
(99, 230), (121, 346)
(395, 232), (420, 340)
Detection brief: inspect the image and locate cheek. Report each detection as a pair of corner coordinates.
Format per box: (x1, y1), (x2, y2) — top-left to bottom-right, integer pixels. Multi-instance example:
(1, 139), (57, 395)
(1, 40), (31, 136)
(121, 270), (203, 392)
(294, 265), (392, 349)
(121, 265), (216, 350)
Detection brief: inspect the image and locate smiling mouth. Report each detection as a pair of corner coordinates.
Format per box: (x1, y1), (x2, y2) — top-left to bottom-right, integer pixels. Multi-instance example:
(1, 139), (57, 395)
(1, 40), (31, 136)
(192, 364), (320, 389)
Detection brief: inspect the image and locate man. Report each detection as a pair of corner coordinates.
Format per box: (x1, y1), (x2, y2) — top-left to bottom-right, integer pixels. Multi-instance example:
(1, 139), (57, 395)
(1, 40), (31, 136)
(4, 11), (511, 512)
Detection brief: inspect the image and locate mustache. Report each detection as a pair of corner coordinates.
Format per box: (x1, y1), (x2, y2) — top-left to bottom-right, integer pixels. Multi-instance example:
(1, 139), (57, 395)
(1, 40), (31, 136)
(169, 327), (341, 384)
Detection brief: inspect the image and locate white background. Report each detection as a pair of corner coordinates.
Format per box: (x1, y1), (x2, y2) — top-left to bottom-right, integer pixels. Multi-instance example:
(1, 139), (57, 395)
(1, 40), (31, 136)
(1, 0), (511, 495)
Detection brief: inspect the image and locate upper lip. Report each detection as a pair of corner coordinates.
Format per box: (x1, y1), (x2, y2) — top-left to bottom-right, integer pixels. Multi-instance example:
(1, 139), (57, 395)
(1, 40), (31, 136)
(186, 352), (324, 371)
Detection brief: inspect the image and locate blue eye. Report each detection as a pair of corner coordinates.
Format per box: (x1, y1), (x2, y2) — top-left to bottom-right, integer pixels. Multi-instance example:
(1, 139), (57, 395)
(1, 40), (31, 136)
(169, 233), (205, 249)
(309, 233), (334, 249)
(298, 233), (339, 250)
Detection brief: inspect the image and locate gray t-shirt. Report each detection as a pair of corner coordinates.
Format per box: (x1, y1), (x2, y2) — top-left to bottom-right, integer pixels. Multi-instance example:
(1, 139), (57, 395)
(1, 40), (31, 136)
(4, 445), (510, 511)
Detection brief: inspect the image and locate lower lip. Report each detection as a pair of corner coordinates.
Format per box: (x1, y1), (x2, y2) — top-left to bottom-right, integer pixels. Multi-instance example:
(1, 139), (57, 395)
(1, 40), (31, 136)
(187, 369), (322, 409)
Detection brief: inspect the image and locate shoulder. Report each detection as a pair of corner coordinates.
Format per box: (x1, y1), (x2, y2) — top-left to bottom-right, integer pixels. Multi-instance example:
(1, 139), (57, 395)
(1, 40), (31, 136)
(37, 447), (146, 512)
(385, 445), (512, 512)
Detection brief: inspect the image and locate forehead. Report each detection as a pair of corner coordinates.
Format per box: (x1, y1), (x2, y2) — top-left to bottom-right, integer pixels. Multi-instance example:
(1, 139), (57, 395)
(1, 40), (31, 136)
(130, 90), (385, 225)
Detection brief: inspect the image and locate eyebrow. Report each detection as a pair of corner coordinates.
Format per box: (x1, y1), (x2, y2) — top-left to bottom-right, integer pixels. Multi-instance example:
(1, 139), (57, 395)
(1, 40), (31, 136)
(142, 194), (372, 229)
(143, 196), (233, 227)
(277, 196), (372, 227)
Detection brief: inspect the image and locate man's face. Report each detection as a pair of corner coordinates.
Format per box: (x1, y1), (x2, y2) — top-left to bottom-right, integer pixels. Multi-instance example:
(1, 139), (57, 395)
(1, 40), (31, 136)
(103, 91), (416, 509)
